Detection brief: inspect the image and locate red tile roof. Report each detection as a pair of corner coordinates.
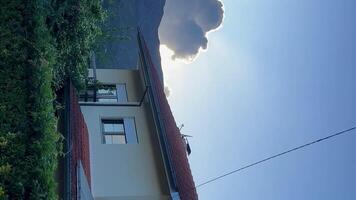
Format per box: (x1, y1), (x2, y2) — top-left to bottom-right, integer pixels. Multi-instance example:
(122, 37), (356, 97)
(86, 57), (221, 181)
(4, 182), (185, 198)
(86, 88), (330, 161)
(143, 37), (198, 200)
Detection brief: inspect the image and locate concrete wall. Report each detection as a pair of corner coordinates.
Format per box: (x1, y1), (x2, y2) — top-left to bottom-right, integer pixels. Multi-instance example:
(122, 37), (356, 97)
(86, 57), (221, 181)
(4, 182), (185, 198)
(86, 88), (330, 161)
(81, 69), (170, 199)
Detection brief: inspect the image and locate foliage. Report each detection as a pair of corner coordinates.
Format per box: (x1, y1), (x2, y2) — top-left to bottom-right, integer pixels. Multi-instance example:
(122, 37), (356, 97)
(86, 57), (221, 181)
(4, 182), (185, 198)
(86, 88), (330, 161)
(0, 1), (59, 198)
(0, 0), (105, 199)
(48, 0), (106, 89)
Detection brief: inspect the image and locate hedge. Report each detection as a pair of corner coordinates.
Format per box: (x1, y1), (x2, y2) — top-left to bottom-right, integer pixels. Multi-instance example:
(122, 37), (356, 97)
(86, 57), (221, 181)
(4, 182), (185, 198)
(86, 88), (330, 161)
(0, 0), (105, 199)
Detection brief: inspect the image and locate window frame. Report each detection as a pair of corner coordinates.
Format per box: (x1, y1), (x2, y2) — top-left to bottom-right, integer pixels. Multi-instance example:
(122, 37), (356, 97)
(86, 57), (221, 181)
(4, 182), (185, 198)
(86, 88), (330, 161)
(100, 118), (138, 144)
(101, 119), (127, 144)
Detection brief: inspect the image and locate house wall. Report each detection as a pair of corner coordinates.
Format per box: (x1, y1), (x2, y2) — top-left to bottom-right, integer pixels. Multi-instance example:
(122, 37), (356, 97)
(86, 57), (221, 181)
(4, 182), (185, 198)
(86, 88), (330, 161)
(81, 69), (170, 199)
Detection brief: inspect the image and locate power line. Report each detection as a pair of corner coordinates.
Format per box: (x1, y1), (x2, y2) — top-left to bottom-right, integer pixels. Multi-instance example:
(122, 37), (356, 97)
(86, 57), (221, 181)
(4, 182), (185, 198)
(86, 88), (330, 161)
(195, 125), (356, 189)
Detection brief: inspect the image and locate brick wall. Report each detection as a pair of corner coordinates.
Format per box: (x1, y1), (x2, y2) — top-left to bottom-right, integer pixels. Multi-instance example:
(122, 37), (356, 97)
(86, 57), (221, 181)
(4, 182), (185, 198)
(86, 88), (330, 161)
(69, 82), (92, 199)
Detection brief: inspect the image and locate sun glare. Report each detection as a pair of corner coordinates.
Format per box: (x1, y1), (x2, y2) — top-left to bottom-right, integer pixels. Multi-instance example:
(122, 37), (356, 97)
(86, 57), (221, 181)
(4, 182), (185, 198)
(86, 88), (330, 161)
(159, 45), (185, 81)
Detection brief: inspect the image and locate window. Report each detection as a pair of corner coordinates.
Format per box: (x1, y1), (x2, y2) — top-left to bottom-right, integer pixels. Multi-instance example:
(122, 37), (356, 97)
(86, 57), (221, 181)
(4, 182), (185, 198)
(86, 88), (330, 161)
(102, 119), (126, 144)
(101, 118), (137, 144)
(80, 84), (127, 102)
(97, 85), (117, 102)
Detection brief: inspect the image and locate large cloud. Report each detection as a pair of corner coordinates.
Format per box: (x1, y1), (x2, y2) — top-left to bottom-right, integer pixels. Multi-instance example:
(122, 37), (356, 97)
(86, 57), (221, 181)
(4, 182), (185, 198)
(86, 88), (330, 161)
(159, 0), (224, 60)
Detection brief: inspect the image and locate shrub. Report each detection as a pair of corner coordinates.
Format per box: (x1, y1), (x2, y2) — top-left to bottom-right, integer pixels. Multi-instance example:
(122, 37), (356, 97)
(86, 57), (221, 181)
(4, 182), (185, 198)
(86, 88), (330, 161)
(0, 0), (105, 199)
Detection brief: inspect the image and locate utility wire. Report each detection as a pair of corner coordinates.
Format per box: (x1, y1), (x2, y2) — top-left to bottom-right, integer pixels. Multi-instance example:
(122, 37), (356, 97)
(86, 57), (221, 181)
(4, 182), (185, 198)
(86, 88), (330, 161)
(195, 126), (356, 189)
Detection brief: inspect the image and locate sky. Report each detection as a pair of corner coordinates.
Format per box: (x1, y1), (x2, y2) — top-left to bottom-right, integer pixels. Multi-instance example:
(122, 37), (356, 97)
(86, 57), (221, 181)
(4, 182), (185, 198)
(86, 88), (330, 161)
(159, 0), (356, 199)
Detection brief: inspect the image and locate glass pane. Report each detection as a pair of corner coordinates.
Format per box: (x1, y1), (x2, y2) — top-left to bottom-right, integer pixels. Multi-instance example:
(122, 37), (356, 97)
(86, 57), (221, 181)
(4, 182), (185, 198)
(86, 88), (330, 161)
(97, 85), (117, 102)
(112, 135), (126, 144)
(103, 123), (114, 132)
(104, 135), (112, 144)
(118, 135), (126, 144)
(98, 87), (116, 96)
(112, 135), (119, 144)
(112, 124), (124, 132)
(119, 135), (126, 144)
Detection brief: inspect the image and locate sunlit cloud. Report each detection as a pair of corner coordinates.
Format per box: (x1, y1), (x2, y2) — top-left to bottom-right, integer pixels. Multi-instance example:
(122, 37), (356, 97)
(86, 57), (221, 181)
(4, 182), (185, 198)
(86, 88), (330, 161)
(159, 0), (225, 61)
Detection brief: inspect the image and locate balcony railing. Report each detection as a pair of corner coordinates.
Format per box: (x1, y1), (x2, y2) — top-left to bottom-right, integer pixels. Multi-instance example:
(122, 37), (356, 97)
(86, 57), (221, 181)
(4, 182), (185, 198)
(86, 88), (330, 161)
(79, 84), (119, 102)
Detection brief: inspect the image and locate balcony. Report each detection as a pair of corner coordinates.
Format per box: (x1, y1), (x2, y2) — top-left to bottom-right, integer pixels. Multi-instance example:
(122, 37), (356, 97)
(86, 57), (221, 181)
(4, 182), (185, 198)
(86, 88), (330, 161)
(79, 83), (127, 103)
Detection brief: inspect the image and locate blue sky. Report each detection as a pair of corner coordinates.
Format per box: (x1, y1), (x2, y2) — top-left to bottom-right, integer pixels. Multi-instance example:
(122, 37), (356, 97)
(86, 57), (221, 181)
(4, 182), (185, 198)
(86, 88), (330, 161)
(160, 0), (356, 199)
